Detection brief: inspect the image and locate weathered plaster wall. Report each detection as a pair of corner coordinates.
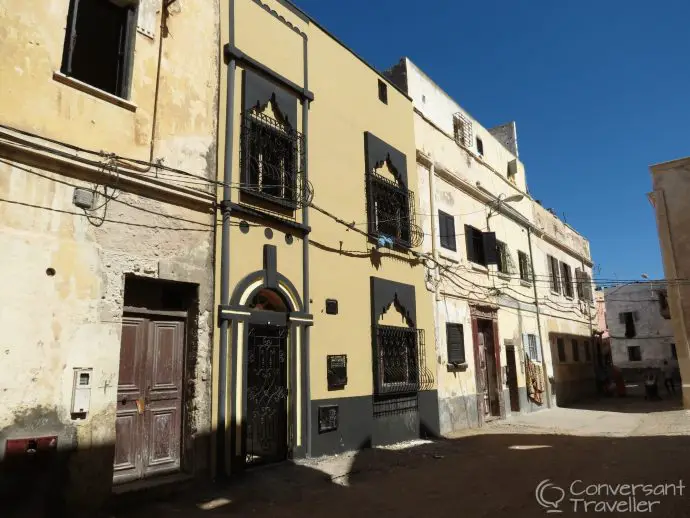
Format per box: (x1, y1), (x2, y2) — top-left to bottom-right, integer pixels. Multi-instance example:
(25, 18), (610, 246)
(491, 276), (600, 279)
(0, 0), (219, 511)
(605, 283), (675, 369)
(650, 158), (690, 407)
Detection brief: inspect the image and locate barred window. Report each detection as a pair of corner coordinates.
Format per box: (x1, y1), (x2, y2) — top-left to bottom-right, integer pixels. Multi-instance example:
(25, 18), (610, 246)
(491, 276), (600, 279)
(240, 109), (303, 208)
(496, 240), (514, 274)
(518, 251), (531, 282)
(368, 173), (414, 247)
(374, 325), (421, 395)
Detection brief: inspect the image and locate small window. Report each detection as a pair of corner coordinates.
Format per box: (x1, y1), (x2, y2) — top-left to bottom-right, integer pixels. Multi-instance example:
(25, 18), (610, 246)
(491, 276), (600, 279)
(560, 262), (574, 298)
(518, 251), (531, 282)
(476, 137), (484, 156)
(61, 0), (137, 99)
(659, 290), (671, 319)
(628, 345), (642, 362)
(438, 211), (456, 251)
(619, 312), (636, 338)
(446, 323), (465, 365)
(671, 343), (677, 359)
(378, 79), (388, 104)
(547, 255), (561, 293)
(527, 334), (538, 360)
(557, 338), (566, 362)
(496, 240), (512, 274)
(571, 339), (580, 362)
(584, 340), (591, 361)
(464, 225), (497, 267)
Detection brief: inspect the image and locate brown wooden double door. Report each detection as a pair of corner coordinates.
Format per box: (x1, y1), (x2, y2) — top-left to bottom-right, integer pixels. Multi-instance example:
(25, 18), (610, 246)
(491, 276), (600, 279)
(113, 314), (185, 484)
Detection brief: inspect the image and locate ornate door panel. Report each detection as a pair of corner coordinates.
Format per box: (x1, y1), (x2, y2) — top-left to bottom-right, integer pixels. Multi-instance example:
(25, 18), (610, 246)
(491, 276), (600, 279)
(245, 324), (289, 466)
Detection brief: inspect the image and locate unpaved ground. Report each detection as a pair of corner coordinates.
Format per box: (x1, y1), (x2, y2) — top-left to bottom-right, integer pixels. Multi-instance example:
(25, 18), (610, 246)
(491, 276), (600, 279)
(114, 395), (690, 517)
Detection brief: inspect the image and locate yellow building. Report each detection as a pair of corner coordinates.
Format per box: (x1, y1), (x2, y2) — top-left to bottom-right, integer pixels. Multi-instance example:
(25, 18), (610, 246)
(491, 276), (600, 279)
(0, 0), (218, 513)
(213, 0), (438, 473)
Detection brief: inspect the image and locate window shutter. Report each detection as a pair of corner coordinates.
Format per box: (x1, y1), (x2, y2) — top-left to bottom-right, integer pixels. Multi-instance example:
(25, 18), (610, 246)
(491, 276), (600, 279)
(483, 231), (498, 265)
(464, 225), (475, 262)
(446, 324), (465, 364)
(536, 335), (543, 363)
(619, 313), (625, 324)
(522, 333), (530, 360)
(560, 262), (569, 295)
(446, 214), (456, 251)
(438, 211), (447, 249)
(575, 268), (583, 299)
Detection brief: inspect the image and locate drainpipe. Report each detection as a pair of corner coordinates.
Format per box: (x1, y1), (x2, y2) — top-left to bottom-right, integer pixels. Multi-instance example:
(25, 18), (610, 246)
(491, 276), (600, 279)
(527, 227), (552, 408)
(217, 0), (236, 477)
(428, 157), (440, 300)
(301, 35), (312, 457)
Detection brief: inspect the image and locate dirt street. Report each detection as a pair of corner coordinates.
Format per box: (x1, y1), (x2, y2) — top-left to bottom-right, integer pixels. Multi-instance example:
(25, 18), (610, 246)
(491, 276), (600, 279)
(114, 396), (690, 518)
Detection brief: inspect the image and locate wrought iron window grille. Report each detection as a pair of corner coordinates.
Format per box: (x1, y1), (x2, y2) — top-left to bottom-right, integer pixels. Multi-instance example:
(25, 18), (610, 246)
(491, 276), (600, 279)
(240, 110), (312, 209)
(372, 326), (433, 396)
(365, 172), (423, 249)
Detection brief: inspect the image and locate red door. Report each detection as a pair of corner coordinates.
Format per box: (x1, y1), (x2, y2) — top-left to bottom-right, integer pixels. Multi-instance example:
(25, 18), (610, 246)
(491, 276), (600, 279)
(113, 316), (184, 484)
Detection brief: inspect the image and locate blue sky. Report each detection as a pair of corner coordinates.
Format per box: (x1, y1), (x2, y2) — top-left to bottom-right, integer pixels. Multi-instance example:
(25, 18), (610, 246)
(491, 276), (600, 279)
(293, 0), (690, 281)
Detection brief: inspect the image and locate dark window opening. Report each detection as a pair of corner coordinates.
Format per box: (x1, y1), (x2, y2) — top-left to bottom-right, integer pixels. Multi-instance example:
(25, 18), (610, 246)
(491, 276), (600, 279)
(378, 79), (388, 104)
(240, 109), (303, 208)
(518, 250), (531, 282)
(476, 137), (484, 156)
(61, 0), (136, 98)
(571, 339), (580, 362)
(560, 262), (574, 298)
(575, 268), (584, 299)
(557, 338), (566, 362)
(584, 340), (591, 361)
(620, 311), (637, 338)
(373, 325), (421, 395)
(671, 343), (677, 359)
(446, 323), (465, 365)
(464, 225), (497, 267)
(438, 210), (456, 251)
(548, 255), (561, 293)
(628, 345), (642, 362)
(658, 290), (671, 319)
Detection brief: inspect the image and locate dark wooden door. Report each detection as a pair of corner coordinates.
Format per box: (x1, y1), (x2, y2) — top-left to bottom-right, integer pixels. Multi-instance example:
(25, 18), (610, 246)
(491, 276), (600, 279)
(113, 316), (184, 484)
(505, 346), (520, 412)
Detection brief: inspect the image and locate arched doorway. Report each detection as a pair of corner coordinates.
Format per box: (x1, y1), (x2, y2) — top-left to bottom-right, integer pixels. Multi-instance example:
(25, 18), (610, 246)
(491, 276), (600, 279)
(245, 288), (290, 466)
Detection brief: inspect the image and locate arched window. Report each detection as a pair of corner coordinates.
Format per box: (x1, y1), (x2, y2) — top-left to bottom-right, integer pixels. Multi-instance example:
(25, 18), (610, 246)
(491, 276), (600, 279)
(248, 288), (288, 312)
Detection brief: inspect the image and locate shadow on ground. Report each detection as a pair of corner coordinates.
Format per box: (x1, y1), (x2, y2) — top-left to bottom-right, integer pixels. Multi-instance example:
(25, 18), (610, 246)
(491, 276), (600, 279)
(113, 431), (690, 518)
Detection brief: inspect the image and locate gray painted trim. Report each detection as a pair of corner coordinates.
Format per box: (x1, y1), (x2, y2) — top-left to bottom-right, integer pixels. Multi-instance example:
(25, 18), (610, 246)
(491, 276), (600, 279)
(224, 44), (314, 102)
(364, 132), (408, 188)
(243, 68), (299, 128)
(238, 322), (250, 469)
(227, 202), (311, 235)
(289, 322), (298, 454)
(370, 277), (417, 327)
(300, 324), (309, 454)
(229, 320), (239, 471)
(229, 270), (304, 312)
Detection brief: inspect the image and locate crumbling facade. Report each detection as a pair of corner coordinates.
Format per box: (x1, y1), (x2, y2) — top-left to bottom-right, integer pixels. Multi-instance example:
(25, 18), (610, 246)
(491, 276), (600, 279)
(0, 0), (219, 513)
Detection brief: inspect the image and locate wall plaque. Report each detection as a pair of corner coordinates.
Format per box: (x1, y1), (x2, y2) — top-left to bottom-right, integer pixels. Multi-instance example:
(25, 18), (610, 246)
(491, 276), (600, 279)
(318, 405), (338, 433)
(327, 354), (347, 389)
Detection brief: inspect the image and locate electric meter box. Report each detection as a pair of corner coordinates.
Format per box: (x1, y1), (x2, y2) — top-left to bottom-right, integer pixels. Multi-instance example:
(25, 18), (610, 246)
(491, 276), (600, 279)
(71, 368), (93, 414)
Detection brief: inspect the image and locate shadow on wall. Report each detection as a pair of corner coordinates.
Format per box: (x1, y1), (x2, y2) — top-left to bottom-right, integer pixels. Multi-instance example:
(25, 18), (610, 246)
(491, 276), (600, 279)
(112, 432), (690, 518)
(0, 412), (211, 518)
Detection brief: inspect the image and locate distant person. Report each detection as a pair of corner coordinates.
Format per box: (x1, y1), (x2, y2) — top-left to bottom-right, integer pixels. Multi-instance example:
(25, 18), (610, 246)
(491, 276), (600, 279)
(644, 369), (660, 400)
(662, 360), (676, 395)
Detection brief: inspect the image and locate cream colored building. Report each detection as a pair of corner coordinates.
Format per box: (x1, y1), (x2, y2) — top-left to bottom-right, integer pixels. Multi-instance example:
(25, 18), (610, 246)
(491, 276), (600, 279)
(649, 156), (690, 408)
(385, 58), (597, 433)
(0, 0), (218, 513)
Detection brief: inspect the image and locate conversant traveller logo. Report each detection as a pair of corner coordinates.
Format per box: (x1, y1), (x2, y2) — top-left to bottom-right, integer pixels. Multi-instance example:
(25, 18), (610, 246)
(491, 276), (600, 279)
(535, 478), (685, 513)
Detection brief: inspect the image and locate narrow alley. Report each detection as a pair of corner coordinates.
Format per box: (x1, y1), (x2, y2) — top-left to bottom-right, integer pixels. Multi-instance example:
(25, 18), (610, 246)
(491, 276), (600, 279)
(113, 395), (689, 518)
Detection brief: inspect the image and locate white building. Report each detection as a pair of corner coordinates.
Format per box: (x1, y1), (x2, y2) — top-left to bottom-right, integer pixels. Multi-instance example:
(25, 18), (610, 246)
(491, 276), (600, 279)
(385, 58), (598, 434)
(605, 283), (675, 372)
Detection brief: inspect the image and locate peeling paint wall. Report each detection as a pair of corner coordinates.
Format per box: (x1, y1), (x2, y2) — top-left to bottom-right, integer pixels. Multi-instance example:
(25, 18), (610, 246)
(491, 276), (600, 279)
(605, 283), (675, 370)
(0, 0), (219, 512)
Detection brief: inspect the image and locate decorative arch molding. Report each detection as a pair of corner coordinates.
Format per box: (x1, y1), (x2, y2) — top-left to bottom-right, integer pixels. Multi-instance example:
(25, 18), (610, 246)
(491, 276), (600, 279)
(243, 69), (298, 129)
(370, 277), (417, 328)
(364, 132), (408, 189)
